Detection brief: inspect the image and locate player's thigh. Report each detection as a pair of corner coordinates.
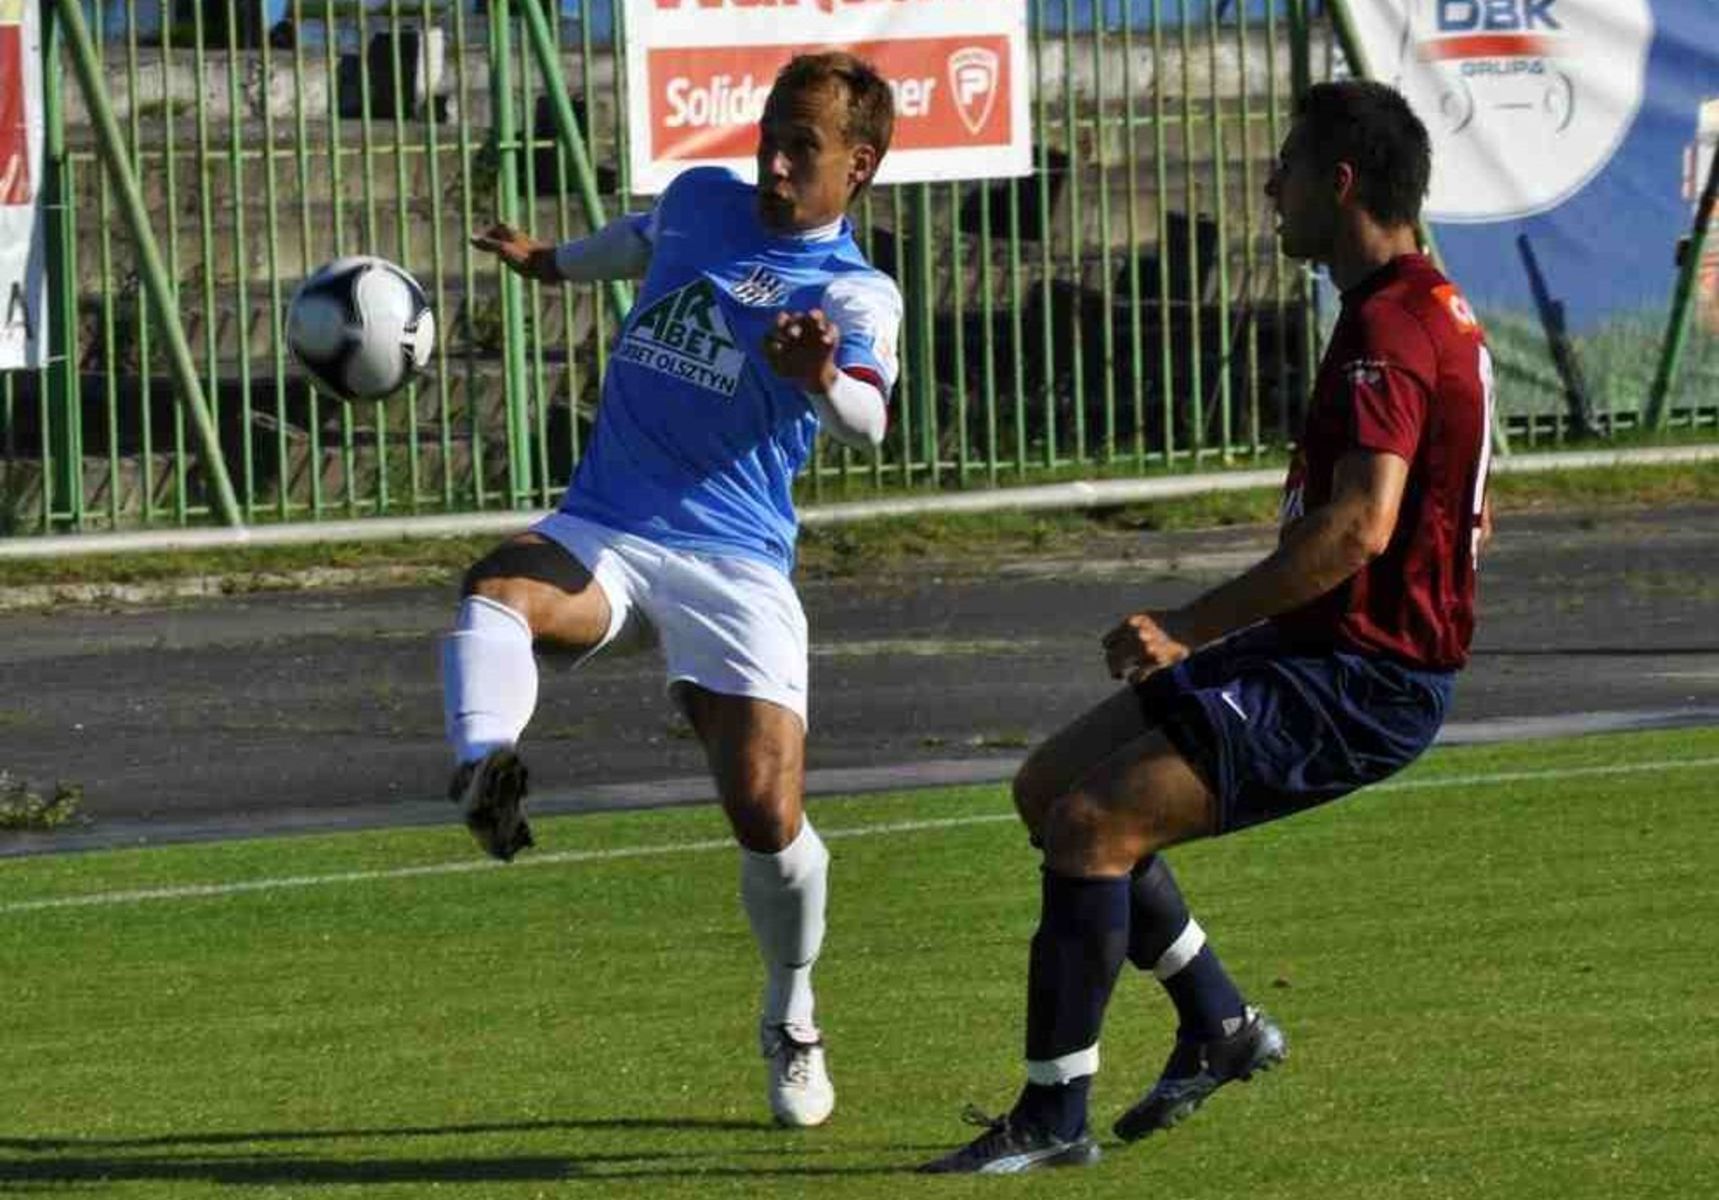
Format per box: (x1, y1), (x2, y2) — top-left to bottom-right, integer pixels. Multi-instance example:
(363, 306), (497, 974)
(650, 552), (809, 729)
(461, 533), (613, 652)
(677, 684), (807, 852)
(1039, 727), (1216, 876)
(1014, 686), (1156, 835)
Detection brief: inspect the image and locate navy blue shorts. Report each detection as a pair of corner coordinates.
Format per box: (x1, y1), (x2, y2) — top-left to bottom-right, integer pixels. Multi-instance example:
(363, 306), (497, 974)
(1133, 623), (1453, 833)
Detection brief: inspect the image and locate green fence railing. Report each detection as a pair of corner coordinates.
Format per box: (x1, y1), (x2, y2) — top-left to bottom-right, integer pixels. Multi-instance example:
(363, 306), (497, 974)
(0, 1), (1712, 537)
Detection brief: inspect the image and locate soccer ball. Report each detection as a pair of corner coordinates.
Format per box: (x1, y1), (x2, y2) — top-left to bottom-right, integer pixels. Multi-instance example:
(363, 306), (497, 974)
(286, 256), (436, 401)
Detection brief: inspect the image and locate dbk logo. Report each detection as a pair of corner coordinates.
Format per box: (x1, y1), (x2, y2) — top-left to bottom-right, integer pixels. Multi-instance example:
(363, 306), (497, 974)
(947, 47), (999, 136)
(1436, 0), (1561, 31)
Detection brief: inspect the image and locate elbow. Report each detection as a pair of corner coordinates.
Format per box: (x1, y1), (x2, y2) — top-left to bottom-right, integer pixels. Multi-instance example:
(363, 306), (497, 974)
(1347, 515), (1394, 564)
(833, 417), (886, 452)
(813, 376), (887, 451)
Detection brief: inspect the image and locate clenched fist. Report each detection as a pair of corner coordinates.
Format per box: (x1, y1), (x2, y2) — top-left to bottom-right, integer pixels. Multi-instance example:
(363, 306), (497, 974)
(763, 309), (841, 393)
(1102, 610), (1194, 682)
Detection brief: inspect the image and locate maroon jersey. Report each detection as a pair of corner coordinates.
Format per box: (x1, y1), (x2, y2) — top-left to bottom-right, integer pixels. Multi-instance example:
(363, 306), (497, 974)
(1273, 254), (1493, 670)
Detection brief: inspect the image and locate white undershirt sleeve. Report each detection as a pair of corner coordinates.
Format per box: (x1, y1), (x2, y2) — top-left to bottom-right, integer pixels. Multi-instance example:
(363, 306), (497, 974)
(806, 370), (887, 451)
(552, 212), (655, 282)
(811, 272), (900, 451)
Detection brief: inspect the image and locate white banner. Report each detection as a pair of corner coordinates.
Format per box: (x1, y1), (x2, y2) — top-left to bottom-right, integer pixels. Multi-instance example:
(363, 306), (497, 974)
(624, 0), (1031, 195)
(1, 0), (46, 370)
(1346, 0), (1654, 223)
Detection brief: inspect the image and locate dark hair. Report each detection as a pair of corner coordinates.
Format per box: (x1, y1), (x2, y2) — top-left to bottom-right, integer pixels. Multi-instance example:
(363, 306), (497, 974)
(772, 52), (896, 161)
(1294, 80), (1431, 227)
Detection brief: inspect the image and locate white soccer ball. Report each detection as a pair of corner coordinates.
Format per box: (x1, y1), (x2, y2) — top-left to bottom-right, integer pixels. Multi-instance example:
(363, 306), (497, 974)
(287, 255), (436, 401)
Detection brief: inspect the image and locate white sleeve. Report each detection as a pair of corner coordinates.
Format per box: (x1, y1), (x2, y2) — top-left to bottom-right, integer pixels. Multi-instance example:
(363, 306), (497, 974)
(552, 210), (656, 282)
(821, 272), (903, 396)
(806, 369), (887, 451)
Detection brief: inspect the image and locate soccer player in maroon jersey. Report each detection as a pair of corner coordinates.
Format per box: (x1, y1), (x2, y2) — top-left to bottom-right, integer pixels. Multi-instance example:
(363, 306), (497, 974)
(922, 79), (1495, 1174)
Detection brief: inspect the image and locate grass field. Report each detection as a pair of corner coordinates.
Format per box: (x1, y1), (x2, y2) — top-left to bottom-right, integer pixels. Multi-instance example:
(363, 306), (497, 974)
(2, 728), (1716, 1198)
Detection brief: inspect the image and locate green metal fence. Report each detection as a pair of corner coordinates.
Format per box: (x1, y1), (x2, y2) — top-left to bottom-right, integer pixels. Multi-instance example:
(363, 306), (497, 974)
(0, 2), (1705, 537)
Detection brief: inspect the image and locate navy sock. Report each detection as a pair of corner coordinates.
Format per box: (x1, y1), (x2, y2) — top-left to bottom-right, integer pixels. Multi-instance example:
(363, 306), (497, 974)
(1162, 945), (1247, 1041)
(1013, 1077), (1092, 1142)
(1127, 856), (1246, 1041)
(1017, 870), (1130, 1140)
(1125, 856), (1189, 970)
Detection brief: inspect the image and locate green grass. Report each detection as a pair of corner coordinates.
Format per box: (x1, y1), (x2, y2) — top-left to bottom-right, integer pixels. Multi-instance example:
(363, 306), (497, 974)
(2, 728), (1716, 1197)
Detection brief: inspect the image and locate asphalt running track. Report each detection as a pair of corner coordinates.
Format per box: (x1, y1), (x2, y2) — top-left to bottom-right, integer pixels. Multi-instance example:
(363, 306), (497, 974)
(2, 505), (1716, 857)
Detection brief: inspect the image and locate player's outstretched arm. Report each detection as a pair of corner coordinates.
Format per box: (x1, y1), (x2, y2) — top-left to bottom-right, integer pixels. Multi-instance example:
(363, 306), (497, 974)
(763, 309), (886, 450)
(471, 217), (652, 285)
(471, 223), (562, 283)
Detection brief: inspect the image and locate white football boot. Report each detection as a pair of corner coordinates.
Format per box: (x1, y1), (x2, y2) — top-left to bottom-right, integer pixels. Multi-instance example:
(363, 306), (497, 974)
(762, 1023), (835, 1128)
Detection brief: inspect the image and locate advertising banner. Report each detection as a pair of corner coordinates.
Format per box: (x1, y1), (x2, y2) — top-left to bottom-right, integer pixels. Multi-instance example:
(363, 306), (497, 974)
(1, 0), (46, 370)
(624, 0), (1031, 195)
(1346, 0), (1719, 421)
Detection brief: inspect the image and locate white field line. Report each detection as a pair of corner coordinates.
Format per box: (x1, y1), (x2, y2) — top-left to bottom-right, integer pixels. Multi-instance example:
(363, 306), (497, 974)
(3, 757), (1716, 916)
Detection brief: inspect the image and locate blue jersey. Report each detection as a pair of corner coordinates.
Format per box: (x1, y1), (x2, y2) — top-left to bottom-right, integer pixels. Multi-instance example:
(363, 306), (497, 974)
(558, 168), (902, 575)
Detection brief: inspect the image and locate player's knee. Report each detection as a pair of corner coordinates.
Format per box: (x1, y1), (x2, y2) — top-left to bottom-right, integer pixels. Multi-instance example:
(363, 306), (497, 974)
(1039, 792), (1149, 874)
(458, 571), (541, 638)
(1038, 793), (1104, 859)
(724, 791), (801, 854)
(461, 564), (515, 604)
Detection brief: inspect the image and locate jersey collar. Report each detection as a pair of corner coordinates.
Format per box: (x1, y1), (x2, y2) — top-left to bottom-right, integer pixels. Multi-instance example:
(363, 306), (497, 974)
(774, 215), (848, 245)
(1342, 252), (1431, 303)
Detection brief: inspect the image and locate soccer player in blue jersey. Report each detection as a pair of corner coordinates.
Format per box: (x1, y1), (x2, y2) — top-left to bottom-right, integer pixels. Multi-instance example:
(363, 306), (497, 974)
(446, 52), (900, 1128)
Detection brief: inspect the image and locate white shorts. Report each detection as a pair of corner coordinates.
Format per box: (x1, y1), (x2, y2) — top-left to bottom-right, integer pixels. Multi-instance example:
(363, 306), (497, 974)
(532, 511), (810, 727)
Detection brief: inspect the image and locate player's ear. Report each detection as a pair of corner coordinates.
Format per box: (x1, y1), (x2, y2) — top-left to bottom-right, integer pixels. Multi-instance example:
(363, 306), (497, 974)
(1332, 160), (1358, 207)
(848, 143), (880, 195)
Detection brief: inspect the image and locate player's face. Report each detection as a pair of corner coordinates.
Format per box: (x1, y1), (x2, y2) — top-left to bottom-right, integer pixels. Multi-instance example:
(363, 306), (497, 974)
(755, 81), (876, 232)
(1265, 124), (1337, 262)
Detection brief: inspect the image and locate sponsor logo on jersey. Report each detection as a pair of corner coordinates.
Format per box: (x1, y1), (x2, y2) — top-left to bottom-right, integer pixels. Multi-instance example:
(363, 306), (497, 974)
(618, 277), (747, 396)
(1343, 358), (1390, 389)
(731, 265), (790, 307)
(1433, 284), (1482, 333)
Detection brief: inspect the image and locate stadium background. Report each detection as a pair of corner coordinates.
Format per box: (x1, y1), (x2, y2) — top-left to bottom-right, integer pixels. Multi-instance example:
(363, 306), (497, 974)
(0, 0), (1714, 535)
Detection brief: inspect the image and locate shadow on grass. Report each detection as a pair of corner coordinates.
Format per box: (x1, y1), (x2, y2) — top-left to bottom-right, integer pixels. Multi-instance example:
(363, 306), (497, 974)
(0, 1153), (918, 1188)
(0, 1153), (578, 1186)
(0, 1118), (932, 1187)
(0, 1115), (762, 1152)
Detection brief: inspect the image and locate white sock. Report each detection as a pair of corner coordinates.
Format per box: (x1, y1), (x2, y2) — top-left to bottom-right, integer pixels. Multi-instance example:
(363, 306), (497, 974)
(740, 819), (829, 1043)
(441, 595), (538, 764)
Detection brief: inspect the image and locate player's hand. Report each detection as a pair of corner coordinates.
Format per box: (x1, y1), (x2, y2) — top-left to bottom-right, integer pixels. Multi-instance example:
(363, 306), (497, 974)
(1102, 610), (1194, 682)
(471, 223), (555, 281)
(763, 309), (840, 393)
